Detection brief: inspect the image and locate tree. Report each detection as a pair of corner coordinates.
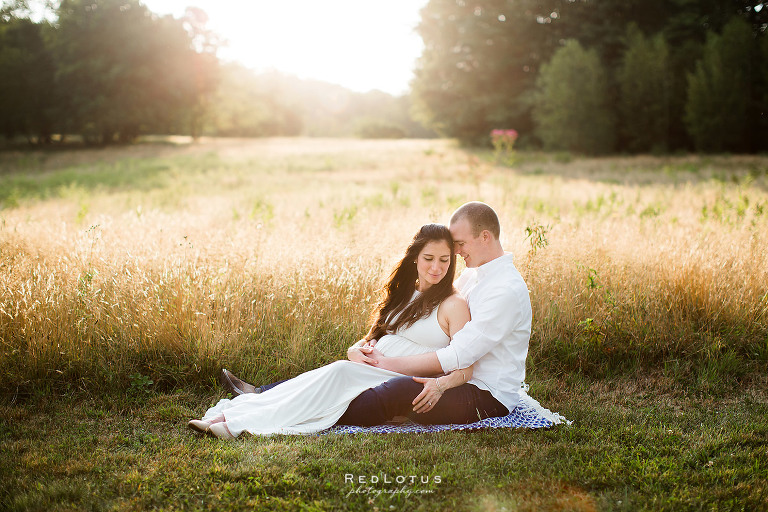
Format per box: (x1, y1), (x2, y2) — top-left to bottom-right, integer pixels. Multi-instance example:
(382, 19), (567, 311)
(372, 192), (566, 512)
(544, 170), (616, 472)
(52, 0), (217, 143)
(760, 30), (768, 151)
(555, 0), (672, 68)
(412, 0), (564, 145)
(685, 17), (753, 152)
(410, 0), (767, 150)
(533, 39), (615, 154)
(177, 7), (220, 139)
(662, 0), (767, 150)
(617, 25), (672, 152)
(0, 14), (56, 142)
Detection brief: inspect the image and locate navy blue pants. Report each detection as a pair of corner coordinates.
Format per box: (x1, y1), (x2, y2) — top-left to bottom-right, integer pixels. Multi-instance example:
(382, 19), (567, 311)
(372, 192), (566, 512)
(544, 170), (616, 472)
(259, 375), (508, 426)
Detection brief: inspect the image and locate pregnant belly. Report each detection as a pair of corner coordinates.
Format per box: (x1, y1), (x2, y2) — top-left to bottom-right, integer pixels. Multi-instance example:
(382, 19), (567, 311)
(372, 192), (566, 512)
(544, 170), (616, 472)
(375, 334), (438, 358)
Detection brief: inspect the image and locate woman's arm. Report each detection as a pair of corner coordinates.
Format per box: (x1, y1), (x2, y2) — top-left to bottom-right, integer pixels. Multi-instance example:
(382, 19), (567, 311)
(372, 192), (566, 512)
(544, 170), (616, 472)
(362, 294), (468, 411)
(367, 293), (471, 376)
(410, 294), (473, 412)
(442, 294), (470, 339)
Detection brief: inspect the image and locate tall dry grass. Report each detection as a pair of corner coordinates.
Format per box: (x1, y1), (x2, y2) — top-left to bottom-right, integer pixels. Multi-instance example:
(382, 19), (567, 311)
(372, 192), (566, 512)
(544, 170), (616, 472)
(1, 138), (766, 397)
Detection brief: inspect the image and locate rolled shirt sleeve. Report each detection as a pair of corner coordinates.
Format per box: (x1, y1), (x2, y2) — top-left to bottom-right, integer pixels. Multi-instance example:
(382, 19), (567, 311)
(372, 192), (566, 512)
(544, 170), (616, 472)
(435, 287), (519, 372)
(434, 253), (532, 411)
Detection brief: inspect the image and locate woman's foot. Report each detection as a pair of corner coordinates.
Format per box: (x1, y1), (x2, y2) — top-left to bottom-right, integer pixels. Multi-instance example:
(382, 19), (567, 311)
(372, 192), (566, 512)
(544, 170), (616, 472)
(188, 413), (227, 435)
(208, 414), (225, 425)
(208, 422), (236, 440)
(187, 419), (211, 434)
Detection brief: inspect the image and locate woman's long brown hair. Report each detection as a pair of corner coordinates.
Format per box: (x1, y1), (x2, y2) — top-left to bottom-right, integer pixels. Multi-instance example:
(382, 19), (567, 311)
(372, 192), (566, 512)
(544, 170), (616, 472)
(367, 224), (456, 341)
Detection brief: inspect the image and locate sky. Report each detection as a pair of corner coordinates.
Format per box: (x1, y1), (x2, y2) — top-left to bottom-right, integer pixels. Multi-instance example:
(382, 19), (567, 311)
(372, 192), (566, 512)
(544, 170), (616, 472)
(140, 0), (429, 95)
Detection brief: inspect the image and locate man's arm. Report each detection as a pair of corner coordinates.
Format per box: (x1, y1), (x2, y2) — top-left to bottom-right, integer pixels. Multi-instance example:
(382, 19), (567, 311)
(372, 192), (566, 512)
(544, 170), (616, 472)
(435, 285), (528, 372)
(411, 364), (474, 413)
(365, 293), (471, 376)
(365, 349), (443, 377)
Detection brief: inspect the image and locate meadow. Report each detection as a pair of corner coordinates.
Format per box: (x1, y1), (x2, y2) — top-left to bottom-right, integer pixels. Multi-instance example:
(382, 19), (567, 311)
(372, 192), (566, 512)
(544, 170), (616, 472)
(1, 138), (766, 511)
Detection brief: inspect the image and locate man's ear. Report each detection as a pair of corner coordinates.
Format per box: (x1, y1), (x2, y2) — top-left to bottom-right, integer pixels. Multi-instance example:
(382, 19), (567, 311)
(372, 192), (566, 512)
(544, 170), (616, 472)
(481, 230), (490, 242)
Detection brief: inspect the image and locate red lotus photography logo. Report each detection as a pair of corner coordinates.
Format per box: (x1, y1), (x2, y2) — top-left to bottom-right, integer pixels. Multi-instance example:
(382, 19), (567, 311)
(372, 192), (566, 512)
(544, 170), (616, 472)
(343, 472), (443, 499)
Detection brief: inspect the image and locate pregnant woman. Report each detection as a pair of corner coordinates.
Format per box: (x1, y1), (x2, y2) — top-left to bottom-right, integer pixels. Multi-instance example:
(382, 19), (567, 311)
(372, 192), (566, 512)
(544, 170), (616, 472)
(188, 223), (472, 438)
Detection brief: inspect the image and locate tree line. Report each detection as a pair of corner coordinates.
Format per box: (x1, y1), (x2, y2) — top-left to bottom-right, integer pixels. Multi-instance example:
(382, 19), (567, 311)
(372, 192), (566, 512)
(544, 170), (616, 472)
(3, 0), (767, 152)
(412, 0), (768, 153)
(0, 0), (429, 145)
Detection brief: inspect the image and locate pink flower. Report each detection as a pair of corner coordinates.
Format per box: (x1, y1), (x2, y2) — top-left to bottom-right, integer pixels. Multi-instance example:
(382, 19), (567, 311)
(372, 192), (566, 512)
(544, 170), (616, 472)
(490, 129), (518, 165)
(490, 129), (518, 142)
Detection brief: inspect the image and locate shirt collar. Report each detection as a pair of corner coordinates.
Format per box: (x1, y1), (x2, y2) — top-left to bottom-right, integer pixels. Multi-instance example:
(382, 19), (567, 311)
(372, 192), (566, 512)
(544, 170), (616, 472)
(475, 252), (513, 279)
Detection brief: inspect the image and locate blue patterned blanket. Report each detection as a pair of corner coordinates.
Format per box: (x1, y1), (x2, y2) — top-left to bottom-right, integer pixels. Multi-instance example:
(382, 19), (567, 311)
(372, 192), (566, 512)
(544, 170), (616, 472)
(323, 388), (570, 434)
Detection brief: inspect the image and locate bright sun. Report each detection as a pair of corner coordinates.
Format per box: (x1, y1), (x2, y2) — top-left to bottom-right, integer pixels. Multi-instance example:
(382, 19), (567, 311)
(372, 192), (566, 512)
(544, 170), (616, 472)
(141, 0), (427, 95)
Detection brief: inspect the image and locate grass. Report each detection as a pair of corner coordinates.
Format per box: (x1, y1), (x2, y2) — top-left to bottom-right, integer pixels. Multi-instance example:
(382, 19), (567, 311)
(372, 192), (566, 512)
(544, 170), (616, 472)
(1, 137), (767, 510)
(2, 378), (766, 511)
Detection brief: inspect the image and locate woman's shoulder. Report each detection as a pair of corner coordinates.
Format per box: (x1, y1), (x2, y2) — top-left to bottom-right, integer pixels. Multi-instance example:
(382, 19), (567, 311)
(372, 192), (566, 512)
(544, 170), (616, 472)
(438, 292), (469, 317)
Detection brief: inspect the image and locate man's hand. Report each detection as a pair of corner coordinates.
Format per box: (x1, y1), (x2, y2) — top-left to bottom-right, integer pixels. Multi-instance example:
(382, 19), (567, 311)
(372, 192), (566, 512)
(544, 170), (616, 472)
(347, 345), (378, 365)
(411, 376), (444, 414)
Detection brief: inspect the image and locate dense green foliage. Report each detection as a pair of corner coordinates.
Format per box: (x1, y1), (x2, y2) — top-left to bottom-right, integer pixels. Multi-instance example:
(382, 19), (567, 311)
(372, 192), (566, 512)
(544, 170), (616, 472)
(2, 0), (767, 149)
(53, 0), (217, 143)
(533, 40), (615, 154)
(411, 0), (550, 145)
(413, 0), (768, 152)
(0, 15), (55, 141)
(685, 17), (756, 152)
(1, 0), (219, 143)
(618, 25), (671, 152)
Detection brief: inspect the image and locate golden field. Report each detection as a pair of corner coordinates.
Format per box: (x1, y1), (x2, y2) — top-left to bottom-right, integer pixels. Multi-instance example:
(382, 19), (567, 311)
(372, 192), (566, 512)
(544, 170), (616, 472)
(1, 138), (766, 395)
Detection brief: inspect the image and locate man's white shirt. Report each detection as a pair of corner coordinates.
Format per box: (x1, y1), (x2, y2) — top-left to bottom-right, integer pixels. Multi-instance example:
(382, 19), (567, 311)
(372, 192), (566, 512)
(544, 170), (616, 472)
(434, 253), (531, 411)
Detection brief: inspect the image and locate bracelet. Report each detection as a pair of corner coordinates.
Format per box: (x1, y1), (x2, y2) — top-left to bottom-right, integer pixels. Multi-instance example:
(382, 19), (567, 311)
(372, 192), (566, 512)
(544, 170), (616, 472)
(458, 369), (467, 382)
(435, 377), (444, 393)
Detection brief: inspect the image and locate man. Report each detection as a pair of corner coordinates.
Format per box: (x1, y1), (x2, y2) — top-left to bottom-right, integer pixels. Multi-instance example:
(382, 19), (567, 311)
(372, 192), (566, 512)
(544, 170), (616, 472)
(221, 201), (532, 426)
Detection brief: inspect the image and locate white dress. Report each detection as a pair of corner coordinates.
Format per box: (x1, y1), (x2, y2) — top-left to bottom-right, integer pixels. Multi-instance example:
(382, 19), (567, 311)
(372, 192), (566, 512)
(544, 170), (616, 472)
(201, 302), (450, 436)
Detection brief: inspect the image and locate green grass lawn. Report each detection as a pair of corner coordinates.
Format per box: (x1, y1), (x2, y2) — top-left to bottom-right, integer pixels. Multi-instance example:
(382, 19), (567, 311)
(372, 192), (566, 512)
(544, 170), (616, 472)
(2, 376), (766, 511)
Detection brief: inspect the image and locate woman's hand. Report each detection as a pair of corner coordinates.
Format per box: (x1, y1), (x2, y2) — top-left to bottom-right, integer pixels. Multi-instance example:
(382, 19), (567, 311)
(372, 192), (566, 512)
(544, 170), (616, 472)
(411, 376), (444, 414)
(347, 344), (378, 365)
(411, 366), (473, 413)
